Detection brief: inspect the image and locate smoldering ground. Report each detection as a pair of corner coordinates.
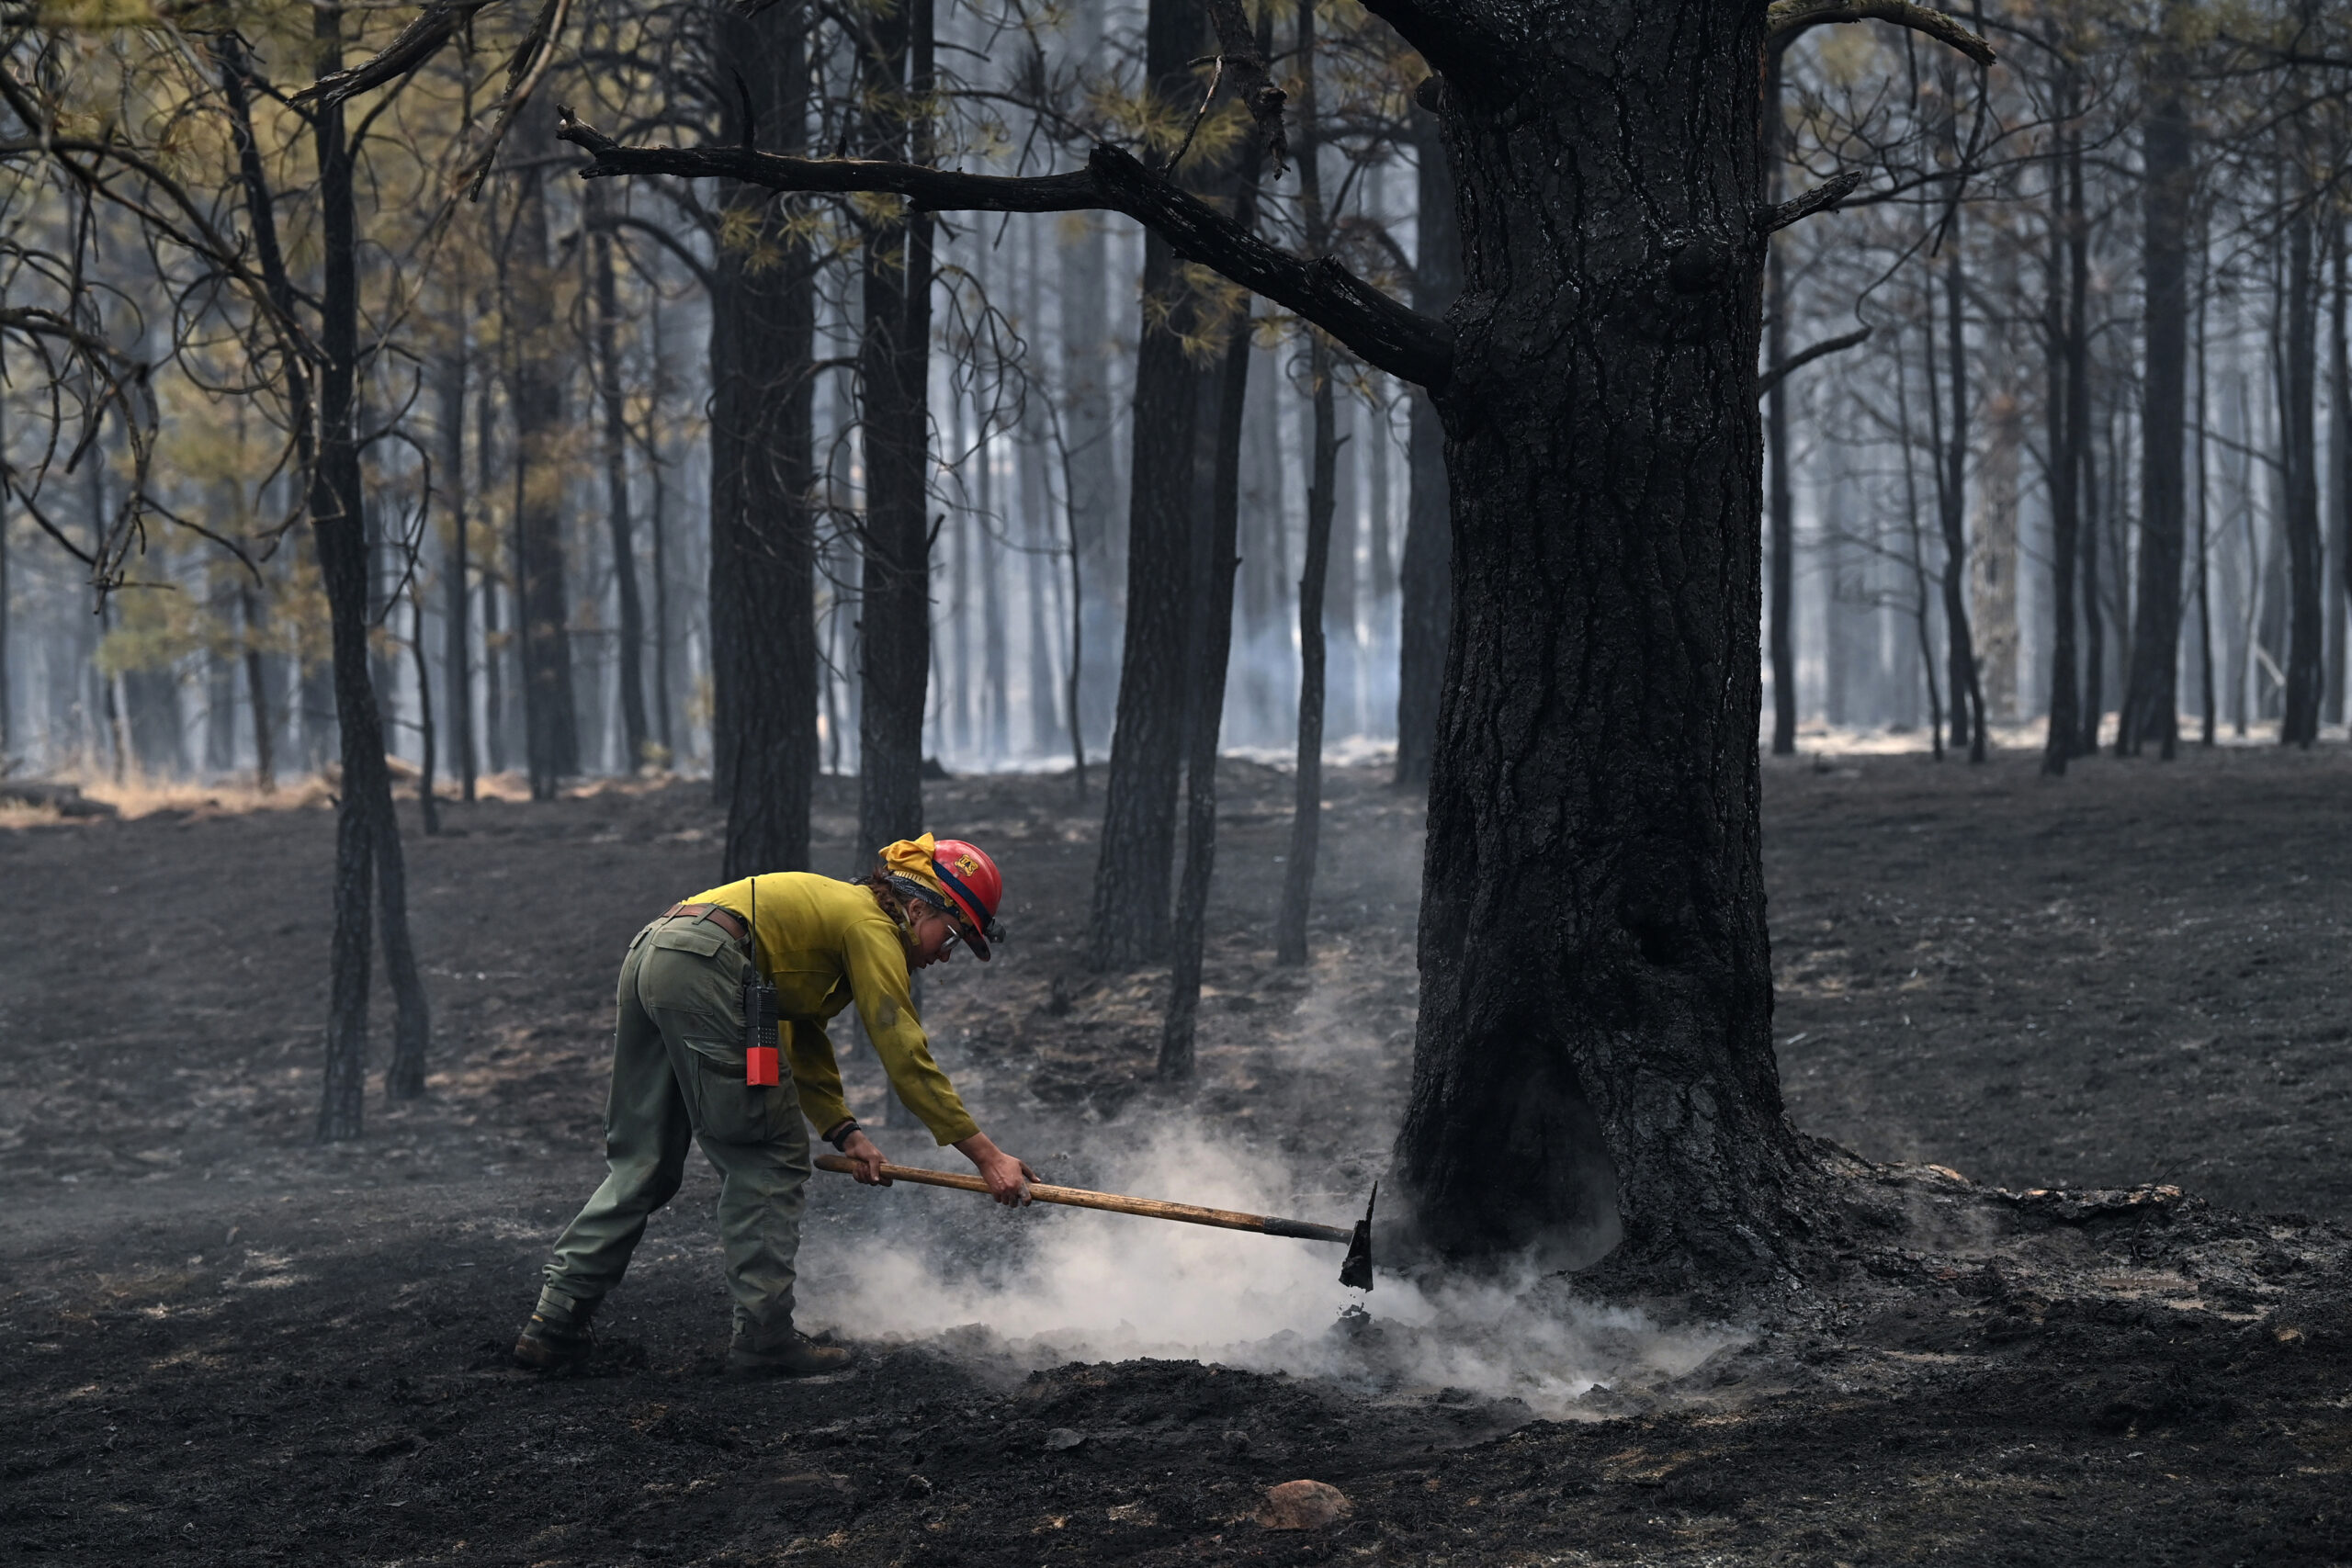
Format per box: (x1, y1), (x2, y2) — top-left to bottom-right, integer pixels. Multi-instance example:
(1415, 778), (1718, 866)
(795, 1114), (1747, 1420)
(6, 751), (2352, 1566)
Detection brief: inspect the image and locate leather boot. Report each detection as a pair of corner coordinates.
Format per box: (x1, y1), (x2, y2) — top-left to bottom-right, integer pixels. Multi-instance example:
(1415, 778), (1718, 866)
(513, 1292), (598, 1371)
(727, 1324), (853, 1380)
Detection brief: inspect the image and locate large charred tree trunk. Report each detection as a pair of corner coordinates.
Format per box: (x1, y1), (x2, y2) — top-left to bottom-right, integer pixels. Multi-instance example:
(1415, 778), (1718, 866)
(2120, 25), (2191, 759)
(2280, 212), (2324, 747)
(1391, 5), (1812, 1277)
(1394, 96), (1459, 792)
(854, 0), (936, 858)
(707, 0), (817, 876)
(1084, 0), (1227, 966)
(508, 103), (580, 801)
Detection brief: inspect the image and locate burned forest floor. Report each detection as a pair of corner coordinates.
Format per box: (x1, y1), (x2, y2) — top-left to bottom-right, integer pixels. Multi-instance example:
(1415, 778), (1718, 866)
(5, 744), (2352, 1567)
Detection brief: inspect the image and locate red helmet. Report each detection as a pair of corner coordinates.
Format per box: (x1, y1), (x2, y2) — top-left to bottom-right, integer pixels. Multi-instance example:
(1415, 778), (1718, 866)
(931, 839), (1003, 961)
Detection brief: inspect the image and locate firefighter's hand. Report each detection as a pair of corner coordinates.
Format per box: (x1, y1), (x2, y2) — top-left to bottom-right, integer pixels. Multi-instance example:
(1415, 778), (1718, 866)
(955, 1132), (1037, 1206)
(839, 1130), (890, 1185)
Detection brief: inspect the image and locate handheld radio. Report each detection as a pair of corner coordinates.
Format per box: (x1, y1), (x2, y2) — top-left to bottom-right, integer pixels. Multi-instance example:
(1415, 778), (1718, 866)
(742, 874), (782, 1087)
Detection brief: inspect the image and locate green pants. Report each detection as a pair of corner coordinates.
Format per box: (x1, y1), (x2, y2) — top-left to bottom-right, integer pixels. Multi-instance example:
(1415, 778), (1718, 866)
(540, 912), (811, 1337)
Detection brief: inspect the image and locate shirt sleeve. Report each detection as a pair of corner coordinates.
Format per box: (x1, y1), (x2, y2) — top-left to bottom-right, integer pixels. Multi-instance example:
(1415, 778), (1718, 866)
(782, 1019), (852, 1138)
(842, 920), (981, 1146)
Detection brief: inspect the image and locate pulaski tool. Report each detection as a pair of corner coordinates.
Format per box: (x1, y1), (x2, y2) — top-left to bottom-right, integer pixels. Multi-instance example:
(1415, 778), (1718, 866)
(815, 1156), (1377, 1290)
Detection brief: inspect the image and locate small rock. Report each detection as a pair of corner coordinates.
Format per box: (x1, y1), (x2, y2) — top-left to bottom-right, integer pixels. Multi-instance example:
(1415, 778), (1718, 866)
(1257, 1479), (1353, 1530)
(1220, 1429), (1251, 1454)
(901, 1472), (933, 1499)
(1044, 1427), (1085, 1451)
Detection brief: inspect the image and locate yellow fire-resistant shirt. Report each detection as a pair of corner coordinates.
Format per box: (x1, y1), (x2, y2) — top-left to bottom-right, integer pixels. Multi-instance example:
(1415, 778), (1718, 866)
(686, 873), (979, 1147)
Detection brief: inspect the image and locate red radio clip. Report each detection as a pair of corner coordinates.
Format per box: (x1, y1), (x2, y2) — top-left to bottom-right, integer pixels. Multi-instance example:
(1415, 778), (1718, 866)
(745, 1045), (780, 1087)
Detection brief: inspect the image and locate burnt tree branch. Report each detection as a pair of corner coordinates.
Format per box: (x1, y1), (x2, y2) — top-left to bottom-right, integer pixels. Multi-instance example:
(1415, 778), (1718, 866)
(1757, 325), (1871, 399)
(1768, 0), (1996, 65)
(1755, 169), (1864, 235)
(1201, 0), (1289, 175)
(554, 107), (1453, 387)
(293, 0), (503, 108)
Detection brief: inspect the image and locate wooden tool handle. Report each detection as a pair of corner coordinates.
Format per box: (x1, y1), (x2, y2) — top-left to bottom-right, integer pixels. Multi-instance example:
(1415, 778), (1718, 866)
(812, 1154), (1352, 1245)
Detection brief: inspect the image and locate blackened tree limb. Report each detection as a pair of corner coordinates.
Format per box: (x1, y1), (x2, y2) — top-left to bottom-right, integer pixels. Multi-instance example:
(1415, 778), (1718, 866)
(1756, 326), (1871, 400)
(1754, 169), (1864, 236)
(293, 0), (503, 108)
(1768, 0), (1996, 65)
(555, 109), (1453, 389)
(1201, 0), (1289, 175)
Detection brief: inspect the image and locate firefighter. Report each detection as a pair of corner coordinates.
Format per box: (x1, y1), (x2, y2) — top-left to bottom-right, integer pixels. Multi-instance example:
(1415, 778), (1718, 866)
(514, 834), (1031, 1378)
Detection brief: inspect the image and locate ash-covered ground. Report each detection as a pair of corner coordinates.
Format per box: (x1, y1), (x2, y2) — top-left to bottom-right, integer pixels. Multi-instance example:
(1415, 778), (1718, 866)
(4, 747), (2350, 1566)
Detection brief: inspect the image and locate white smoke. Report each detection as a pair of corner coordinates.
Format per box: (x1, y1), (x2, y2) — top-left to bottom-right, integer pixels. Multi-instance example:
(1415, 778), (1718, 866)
(795, 1117), (1746, 1420)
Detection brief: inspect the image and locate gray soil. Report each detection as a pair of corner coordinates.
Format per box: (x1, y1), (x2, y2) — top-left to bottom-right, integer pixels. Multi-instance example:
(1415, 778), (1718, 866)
(3, 744), (2349, 1566)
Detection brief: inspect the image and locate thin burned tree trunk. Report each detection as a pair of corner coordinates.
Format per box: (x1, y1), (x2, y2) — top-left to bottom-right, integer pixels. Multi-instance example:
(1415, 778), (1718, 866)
(407, 572), (440, 834)
(2281, 210), (2324, 747)
(1277, 0), (1337, 967)
(648, 294), (675, 765)
(854, 0), (936, 859)
(0, 372), (8, 759)
(2197, 255), (2217, 747)
(1897, 302), (1947, 761)
(300, 14), (431, 1118)
(589, 184), (650, 773)
(1394, 90), (1458, 792)
(2051, 88), (2092, 765)
(1765, 57), (1797, 757)
(438, 333), (474, 801)
(1161, 70), (1267, 1079)
(508, 102), (580, 800)
(709, 0), (817, 875)
(1936, 234), (1986, 761)
(2079, 382), (2105, 756)
(240, 583), (275, 792)
(2120, 13), (2191, 759)
(223, 28), (422, 1133)
(1085, 0), (1230, 965)
(2329, 223), (2350, 728)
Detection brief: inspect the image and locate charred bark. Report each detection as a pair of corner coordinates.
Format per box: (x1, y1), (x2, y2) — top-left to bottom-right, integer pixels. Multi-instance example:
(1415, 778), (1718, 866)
(854, 0), (936, 859)
(1085, 0), (1228, 966)
(507, 102), (580, 800)
(1391, 92), (1457, 793)
(2329, 226), (2350, 728)
(708, 2), (817, 876)
(2044, 88), (2088, 773)
(2281, 212), (2324, 748)
(1391, 1), (1817, 1280)
(1765, 60), (1797, 758)
(1163, 146), (1263, 1077)
(589, 185), (650, 773)
(1276, 0), (1339, 969)
(2120, 21), (2190, 759)
(1934, 236), (1985, 761)
(437, 338), (474, 800)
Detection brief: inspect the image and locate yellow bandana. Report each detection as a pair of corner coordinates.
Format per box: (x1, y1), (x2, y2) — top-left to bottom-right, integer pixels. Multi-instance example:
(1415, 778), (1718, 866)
(878, 834), (946, 903)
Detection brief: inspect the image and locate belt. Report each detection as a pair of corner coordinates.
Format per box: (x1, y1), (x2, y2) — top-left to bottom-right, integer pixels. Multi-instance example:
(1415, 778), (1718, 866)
(660, 901), (749, 943)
